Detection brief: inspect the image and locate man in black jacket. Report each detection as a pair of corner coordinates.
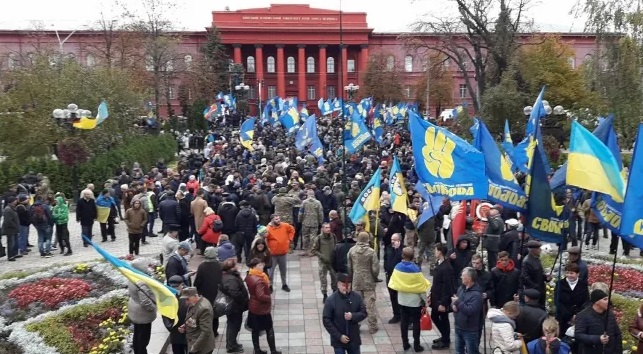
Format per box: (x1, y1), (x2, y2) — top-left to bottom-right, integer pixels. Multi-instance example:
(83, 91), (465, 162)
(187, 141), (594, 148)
(76, 190), (97, 247)
(234, 201), (258, 264)
(498, 219), (521, 261)
(575, 289), (623, 354)
(164, 275), (189, 354)
(165, 241), (195, 286)
(158, 191), (180, 234)
(322, 273), (367, 354)
(489, 251), (520, 309)
(384, 233), (403, 324)
(515, 289), (547, 343)
(430, 245), (455, 350)
(332, 232), (356, 274)
(520, 240), (551, 306)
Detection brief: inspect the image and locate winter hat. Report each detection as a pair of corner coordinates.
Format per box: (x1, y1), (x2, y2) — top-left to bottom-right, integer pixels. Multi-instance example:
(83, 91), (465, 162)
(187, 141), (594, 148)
(257, 225), (268, 237)
(168, 275), (184, 287)
(590, 289), (608, 304)
(178, 241), (192, 252)
(18, 194), (29, 203)
(203, 246), (218, 261)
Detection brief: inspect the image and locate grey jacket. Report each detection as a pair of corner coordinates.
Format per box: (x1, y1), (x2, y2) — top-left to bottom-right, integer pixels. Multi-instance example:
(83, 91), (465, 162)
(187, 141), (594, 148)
(127, 282), (157, 324)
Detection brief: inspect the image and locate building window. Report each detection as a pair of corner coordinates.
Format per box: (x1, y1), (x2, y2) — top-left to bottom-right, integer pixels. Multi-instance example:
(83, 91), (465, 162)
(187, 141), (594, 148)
(405, 85), (412, 98)
(568, 57), (576, 69)
(267, 56), (275, 73)
(327, 57), (335, 73)
(307, 57), (315, 73)
(168, 86), (175, 100)
(184, 55), (192, 70)
(307, 85), (316, 100)
(145, 55), (154, 71)
(459, 84), (467, 98)
(287, 57), (295, 73)
(7, 53), (19, 69)
(247, 56), (255, 73)
(327, 86), (336, 99)
(268, 85), (276, 98)
(86, 53), (95, 67)
(422, 59), (428, 72)
(404, 55), (413, 72)
(165, 60), (173, 71)
(386, 55), (395, 71)
(347, 59), (355, 73)
(248, 86), (256, 99)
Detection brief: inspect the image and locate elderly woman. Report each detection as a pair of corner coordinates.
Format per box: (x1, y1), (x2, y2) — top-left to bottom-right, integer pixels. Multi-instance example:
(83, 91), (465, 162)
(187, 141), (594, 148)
(194, 247), (222, 338)
(180, 287), (216, 354)
(630, 303), (643, 354)
(220, 258), (248, 353)
(128, 260), (157, 354)
(245, 258), (281, 354)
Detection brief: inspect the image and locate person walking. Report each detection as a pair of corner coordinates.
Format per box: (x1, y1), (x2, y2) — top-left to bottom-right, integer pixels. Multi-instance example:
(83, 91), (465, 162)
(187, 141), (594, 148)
(384, 233), (403, 324)
(220, 258), (249, 353)
(125, 200), (148, 256)
(322, 273), (368, 354)
(52, 194), (71, 255)
(266, 214), (295, 292)
(31, 197), (54, 257)
(245, 258), (282, 354)
(76, 189), (97, 247)
(298, 190), (324, 256)
(193, 247), (222, 339)
(313, 222), (338, 302)
(347, 231), (379, 334)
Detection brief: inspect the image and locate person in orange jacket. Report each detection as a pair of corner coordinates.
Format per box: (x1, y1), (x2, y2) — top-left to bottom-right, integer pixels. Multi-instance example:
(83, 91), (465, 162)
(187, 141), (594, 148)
(266, 214), (295, 292)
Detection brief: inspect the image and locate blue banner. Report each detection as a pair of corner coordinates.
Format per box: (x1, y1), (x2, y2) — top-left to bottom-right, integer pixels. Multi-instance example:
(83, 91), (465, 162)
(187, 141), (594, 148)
(619, 124), (643, 248)
(470, 119), (527, 212)
(409, 111), (487, 201)
(344, 109), (372, 154)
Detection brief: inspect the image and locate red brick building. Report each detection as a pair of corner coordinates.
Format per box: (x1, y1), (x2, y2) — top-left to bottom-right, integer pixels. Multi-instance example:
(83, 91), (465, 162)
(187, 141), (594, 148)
(0, 4), (597, 118)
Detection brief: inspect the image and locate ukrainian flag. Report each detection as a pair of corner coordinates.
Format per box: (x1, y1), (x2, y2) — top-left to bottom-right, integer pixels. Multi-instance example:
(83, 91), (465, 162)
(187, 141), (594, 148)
(389, 156), (408, 215)
(566, 121), (625, 203)
(349, 168), (382, 227)
(387, 261), (431, 293)
(240, 118), (255, 151)
(83, 236), (179, 324)
(279, 107), (300, 134)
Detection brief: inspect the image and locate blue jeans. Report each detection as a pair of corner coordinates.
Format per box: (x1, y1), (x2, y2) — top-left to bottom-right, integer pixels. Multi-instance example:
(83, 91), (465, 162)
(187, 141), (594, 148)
(455, 328), (480, 354)
(36, 226), (52, 256)
(81, 224), (93, 244)
(147, 212), (156, 236)
(18, 225), (29, 253)
(333, 347), (360, 354)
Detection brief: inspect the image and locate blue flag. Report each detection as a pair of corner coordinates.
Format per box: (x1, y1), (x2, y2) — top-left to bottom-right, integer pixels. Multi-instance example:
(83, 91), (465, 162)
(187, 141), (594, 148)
(295, 114), (317, 151)
(409, 111), (487, 201)
(525, 143), (568, 244)
(414, 181), (444, 227)
(514, 87), (551, 174)
(349, 168), (382, 226)
(502, 119), (515, 167)
(344, 109), (372, 154)
(619, 124), (643, 248)
(470, 119), (527, 212)
(240, 117), (255, 151)
(279, 106), (300, 134)
(373, 115), (383, 144)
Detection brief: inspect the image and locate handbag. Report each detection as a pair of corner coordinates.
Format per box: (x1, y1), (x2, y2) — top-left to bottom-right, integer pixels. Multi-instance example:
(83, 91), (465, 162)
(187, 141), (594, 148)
(213, 286), (233, 318)
(419, 307), (432, 331)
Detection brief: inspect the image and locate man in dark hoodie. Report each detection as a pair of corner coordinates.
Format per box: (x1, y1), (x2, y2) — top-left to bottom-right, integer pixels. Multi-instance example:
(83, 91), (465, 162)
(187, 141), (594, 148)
(158, 191), (180, 234)
(234, 201), (258, 265)
(217, 196), (239, 252)
(449, 235), (473, 287)
(452, 267), (483, 354)
(430, 245), (455, 350)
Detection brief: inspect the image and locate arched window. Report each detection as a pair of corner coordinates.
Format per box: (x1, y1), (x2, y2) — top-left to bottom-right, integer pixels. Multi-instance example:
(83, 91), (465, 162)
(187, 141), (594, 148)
(7, 53), (19, 69)
(246, 56), (255, 73)
(267, 56), (275, 73)
(386, 55), (395, 71)
(184, 55), (193, 70)
(327, 57), (335, 73)
(584, 53), (592, 62)
(165, 59), (174, 71)
(307, 56), (315, 73)
(287, 56), (295, 73)
(404, 55), (413, 72)
(86, 53), (95, 67)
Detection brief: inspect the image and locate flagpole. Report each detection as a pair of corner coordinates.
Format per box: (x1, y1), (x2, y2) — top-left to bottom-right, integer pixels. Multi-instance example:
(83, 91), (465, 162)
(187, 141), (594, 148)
(339, 0), (349, 232)
(603, 240), (618, 354)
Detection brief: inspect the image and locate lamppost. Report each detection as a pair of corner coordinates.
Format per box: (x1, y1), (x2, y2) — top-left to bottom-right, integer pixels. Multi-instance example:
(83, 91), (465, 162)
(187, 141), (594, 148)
(341, 82), (360, 230)
(524, 103), (565, 144)
(235, 82), (250, 126)
(52, 104), (91, 201)
(344, 83), (359, 102)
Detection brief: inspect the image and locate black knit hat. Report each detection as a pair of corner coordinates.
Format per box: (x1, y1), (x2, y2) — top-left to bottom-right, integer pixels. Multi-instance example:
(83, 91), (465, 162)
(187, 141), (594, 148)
(590, 289), (608, 304)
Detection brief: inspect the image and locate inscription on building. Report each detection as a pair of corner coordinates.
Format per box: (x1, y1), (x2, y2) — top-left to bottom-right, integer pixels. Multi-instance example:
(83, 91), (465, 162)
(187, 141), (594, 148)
(241, 16), (338, 21)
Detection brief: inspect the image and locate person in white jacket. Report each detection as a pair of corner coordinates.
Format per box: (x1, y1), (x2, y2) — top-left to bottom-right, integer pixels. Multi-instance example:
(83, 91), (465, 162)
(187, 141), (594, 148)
(487, 301), (524, 354)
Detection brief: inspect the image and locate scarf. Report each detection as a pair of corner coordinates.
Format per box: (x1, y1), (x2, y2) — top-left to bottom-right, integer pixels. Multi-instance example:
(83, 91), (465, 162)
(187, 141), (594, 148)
(249, 267), (270, 285)
(388, 261), (431, 294)
(566, 277), (579, 291)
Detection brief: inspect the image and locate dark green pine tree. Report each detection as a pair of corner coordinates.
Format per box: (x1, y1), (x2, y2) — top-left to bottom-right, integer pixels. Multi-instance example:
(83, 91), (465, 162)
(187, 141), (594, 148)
(200, 26), (230, 96)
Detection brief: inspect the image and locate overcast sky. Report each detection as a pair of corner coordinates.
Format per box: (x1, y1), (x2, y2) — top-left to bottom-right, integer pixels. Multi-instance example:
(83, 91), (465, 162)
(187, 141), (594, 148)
(0, 0), (587, 33)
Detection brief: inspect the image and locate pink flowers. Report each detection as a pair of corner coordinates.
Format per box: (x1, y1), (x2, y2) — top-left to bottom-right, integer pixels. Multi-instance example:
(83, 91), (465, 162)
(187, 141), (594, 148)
(8, 278), (92, 308)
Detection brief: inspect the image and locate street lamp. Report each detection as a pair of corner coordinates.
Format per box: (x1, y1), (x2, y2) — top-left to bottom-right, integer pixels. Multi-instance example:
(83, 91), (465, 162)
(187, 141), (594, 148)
(235, 82), (250, 120)
(344, 83), (359, 101)
(52, 103), (91, 201)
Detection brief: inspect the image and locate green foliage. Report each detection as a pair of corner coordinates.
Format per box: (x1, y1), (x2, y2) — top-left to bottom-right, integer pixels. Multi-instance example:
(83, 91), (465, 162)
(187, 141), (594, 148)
(480, 67), (530, 133)
(0, 135), (176, 197)
(0, 54), (145, 161)
(187, 99), (209, 132)
(189, 27), (230, 101)
(363, 53), (403, 103)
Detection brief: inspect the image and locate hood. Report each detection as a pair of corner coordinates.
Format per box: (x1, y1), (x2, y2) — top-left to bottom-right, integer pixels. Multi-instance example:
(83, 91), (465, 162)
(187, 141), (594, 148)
(456, 236), (471, 251)
(486, 308), (516, 329)
(219, 202), (236, 210)
(496, 259), (515, 272)
(55, 196), (66, 207)
(353, 242), (371, 254)
(219, 240), (233, 249)
(238, 208), (254, 218)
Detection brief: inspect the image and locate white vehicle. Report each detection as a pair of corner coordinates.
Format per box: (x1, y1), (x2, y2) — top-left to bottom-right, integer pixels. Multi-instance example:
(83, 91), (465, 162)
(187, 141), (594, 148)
(439, 109), (455, 122)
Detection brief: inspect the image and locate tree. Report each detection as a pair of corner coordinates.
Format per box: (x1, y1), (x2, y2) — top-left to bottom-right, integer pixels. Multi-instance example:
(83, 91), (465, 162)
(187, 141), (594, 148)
(404, 0), (531, 113)
(186, 27), (230, 101)
(414, 52), (455, 117)
(362, 52), (404, 103)
(480, 67), (530, 134)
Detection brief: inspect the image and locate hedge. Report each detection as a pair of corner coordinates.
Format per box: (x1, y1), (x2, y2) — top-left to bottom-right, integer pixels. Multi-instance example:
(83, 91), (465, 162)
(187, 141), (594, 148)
(0, 134), (177, 197)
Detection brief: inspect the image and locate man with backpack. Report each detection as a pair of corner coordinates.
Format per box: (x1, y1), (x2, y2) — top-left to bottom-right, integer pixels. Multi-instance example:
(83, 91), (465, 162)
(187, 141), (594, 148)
(31, 197), (54, 258)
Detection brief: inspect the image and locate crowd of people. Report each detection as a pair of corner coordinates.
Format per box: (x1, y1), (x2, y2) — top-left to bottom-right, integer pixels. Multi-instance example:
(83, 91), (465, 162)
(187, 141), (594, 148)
(1, 116), (643, 354)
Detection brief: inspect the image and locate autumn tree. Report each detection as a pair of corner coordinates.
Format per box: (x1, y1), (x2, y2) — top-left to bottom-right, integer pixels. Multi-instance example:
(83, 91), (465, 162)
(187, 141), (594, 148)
(480, 67), (530, 134)
(362, 52), (404, 103)
(414, 52), (454, 117)
(185, 27), (230, 101)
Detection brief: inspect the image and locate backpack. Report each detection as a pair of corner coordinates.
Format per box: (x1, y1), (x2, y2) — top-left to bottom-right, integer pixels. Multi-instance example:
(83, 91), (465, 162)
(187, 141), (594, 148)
(211, 217), (224, 232)
(31, 204), (47, 226)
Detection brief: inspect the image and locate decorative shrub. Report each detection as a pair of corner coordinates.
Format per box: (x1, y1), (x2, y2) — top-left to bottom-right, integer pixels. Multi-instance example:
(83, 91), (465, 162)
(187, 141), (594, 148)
(0, 330), (23, 354)
(9, 278), (92, 308)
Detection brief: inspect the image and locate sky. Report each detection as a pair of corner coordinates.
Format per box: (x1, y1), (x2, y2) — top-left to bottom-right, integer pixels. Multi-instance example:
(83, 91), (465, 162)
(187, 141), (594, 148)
(0, 0), (587, 33)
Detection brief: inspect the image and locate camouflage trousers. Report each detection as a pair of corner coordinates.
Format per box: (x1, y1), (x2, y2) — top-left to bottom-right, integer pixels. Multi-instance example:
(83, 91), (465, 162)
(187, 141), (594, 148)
(301, 225), (318, 251)
(357, 289), (378, 332)
(319, 263), (337, 294)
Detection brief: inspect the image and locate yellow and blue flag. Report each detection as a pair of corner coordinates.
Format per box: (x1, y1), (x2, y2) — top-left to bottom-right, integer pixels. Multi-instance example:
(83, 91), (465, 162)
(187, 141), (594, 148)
(83, 236), (179, 324)
(387, 261), (431, 294)
(240, 117), (255, 151)
(349, 168), (381, 227)
(344, 109), (372, 154)
(389, 156), (409, 215)
(414, 181), (444, 227)
(300, 103), (309, 121)
(470, 119), (527, 212)
(409, 110), (487, 201)
(332, 98), (343, 113)
(373, 115), (383, 144)
(619, 124), (643, 247)
(295, 114), (317, 150)
(525, 142), (568, 243)
(279, 106), (300, 134)
(566, 121), (625, 203)
(502, 119), (515, 166)
(514, 87), (551, 174)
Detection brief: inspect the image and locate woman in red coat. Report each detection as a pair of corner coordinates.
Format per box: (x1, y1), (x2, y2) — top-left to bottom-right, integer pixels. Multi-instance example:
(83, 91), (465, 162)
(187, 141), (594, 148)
(245, 258), (281, 354)
(197, 207), (221, 254)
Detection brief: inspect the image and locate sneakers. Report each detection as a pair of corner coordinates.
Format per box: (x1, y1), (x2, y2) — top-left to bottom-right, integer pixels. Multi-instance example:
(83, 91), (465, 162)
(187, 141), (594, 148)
(282, 284), (291, 292)
(388, 316), (400, 324)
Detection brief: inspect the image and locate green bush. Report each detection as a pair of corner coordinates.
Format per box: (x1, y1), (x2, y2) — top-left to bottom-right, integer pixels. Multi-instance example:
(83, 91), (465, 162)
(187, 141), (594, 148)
(0, 135), (176, 197)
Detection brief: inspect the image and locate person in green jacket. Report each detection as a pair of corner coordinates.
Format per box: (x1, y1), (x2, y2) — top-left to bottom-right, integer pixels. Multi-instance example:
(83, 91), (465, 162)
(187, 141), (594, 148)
(52, 194), (72, 256)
